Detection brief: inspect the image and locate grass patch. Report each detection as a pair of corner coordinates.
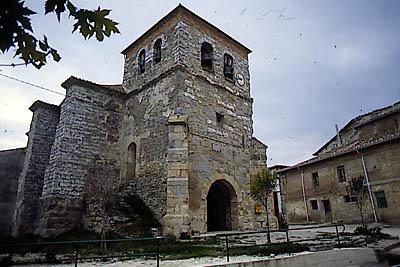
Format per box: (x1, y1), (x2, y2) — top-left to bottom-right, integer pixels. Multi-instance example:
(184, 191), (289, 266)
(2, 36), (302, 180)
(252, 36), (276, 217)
(1, 233), (309, 264)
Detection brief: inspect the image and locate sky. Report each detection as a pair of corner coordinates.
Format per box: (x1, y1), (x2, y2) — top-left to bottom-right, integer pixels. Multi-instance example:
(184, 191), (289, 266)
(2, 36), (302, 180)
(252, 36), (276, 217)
(0, 0), (399, 166)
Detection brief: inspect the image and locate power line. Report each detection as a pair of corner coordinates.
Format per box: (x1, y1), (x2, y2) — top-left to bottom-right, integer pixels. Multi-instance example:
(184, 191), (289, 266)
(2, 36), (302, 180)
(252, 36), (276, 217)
(0, 63), (26, 67)
(0, 72), (65, 96)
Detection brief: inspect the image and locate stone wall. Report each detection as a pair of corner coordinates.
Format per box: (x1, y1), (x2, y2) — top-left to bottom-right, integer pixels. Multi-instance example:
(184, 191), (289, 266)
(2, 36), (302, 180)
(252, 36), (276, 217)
(123, 15), (182, 93)
(36, 83), (125, 237)
(13, 101), (60, 236)
(280, 139), (400, 224)
(120, 72), (180, 221)
(0, 148), (25, 236)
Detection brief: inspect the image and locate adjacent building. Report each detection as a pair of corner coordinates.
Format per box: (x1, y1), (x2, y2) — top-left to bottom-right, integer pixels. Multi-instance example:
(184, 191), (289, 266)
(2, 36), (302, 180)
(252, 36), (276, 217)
(278, 101), (400, 224)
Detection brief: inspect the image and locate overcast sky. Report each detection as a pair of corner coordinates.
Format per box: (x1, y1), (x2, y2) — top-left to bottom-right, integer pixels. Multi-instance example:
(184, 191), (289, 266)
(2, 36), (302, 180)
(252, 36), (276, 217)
(0, 0), (399, 166)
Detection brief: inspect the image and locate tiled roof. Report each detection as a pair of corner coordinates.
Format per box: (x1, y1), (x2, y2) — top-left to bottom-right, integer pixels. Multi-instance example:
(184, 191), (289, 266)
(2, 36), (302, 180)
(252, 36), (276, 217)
(279, 132), (400, 173)
(61, 76), (126, 94)
(313, 101), (400, 155)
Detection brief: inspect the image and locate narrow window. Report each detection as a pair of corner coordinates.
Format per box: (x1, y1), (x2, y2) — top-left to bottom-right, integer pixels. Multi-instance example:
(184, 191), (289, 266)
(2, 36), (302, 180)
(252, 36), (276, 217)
(127, 142), (137, 179)
(310, 200), (318, 210)
(216, 112), (224, 128)
(375, 191), (388, 208)
(153, 38), (162, 64)
(223, 53), (234, 80)
(337, 165), (346, 182)
(312, 172), (319, 187)
(343, 195), (358, 203)
(201, 42), (213, 70)
(138, 49), (146, 74)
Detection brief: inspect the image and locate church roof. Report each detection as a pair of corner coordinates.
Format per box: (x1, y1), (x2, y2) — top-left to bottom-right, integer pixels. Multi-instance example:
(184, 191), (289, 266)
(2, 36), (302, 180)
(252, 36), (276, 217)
(121, 4), (252, 55)
(61, 76), (126, 94)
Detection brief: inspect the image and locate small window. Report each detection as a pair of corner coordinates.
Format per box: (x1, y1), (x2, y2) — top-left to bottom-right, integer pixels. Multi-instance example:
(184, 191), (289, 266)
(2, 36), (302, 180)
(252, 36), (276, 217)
(343, 195), (358, 203)
(127, 142), (137, 179)
(375, 191), (388, 208)
(312, 172), (319, 187)
(201, 42), (213, 70)
(223, 53), (234, 80)
(310, 200), (318, 210)
(216, 112), (224, 128)
(138, 49), (146, 74)
(337, 165), (346, 182)
(153, 38), (162, 64)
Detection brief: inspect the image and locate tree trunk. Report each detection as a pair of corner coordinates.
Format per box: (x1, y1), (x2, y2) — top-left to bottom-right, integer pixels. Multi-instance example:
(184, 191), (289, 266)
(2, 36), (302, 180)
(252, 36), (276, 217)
(265, 197), (271, 244)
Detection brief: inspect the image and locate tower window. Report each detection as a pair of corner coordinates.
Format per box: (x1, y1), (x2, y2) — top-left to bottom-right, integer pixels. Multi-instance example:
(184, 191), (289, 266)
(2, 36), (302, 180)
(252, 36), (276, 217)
(201, 42), (213, 70)
(216, 112), (224, 128)
(153, 38), (162, 64)
(138, 49), (146, 74)
(127, 142), (137, 179)
(224, 53), (234, 80)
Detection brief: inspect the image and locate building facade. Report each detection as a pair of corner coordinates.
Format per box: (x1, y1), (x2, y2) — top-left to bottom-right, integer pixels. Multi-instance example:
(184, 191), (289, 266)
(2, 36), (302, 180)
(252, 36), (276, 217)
(9, 5), (274, 238)
(278, 101), (400, 224)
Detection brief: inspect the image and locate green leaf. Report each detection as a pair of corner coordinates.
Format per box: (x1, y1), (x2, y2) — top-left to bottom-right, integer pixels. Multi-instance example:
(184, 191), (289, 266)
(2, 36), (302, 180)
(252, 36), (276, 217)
(45, 0), (67, 21)
(39, 41), (47, 51)
(66, 1), (77, 17)
(51, 49), (61, 62)
(45, 0), (57, 14)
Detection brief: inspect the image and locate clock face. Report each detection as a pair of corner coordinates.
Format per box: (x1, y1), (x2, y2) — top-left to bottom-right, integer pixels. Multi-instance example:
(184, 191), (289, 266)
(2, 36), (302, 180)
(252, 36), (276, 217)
(236, 73), (245, 86)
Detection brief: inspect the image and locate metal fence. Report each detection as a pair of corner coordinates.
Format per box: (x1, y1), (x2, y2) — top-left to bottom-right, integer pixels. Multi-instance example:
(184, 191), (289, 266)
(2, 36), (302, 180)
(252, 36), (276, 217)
(1, 224), (345, 266)
(1, 236), (167, 267)
(215, 224), (345, 262)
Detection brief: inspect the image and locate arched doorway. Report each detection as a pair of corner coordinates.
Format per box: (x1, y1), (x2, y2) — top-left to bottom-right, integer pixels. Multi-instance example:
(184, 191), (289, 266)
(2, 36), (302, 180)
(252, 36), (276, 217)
(207, 179), (238, 231)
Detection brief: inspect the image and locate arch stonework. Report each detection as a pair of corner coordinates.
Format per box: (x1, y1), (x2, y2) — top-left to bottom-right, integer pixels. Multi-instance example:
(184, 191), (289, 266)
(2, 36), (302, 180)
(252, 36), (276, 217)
(206, 179), (238, 231)
(200, 174), (246, 232)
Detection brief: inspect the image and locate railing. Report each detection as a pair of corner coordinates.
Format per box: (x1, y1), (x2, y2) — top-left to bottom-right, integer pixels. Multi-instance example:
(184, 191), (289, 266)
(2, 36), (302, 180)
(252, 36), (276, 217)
(215, 223), (345, 262)
(1, 236), (167, 267)
(1, 224), (345, 266)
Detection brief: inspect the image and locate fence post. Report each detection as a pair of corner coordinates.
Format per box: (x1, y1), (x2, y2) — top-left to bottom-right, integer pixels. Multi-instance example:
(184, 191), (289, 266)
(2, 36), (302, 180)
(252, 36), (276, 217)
(225, 236), (230, 262)
(74, 243), (80, 267)
(285, 228), (290, 243)
(157, 237), (160, 267)
(335, 225), (341, 248)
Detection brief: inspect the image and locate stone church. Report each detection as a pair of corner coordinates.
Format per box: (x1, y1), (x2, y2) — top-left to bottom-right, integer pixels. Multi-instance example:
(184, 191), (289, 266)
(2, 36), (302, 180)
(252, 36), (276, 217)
(10, 5), (272, 238)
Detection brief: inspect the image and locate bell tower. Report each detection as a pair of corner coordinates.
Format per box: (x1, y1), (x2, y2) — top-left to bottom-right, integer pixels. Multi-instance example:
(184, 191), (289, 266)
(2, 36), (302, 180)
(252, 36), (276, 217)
(120, 5), (268, 238)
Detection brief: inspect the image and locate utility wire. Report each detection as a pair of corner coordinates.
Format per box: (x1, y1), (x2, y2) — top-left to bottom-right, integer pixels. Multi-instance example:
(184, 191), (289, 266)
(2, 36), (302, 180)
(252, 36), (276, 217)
(0, 72), (65, 96)
(0, 63), (26, 67)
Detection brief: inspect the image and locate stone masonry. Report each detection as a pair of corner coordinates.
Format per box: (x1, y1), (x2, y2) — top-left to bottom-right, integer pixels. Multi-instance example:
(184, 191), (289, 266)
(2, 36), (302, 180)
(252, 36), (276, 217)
(14, 101), (60, 236)
(12, 5), (274, 238)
